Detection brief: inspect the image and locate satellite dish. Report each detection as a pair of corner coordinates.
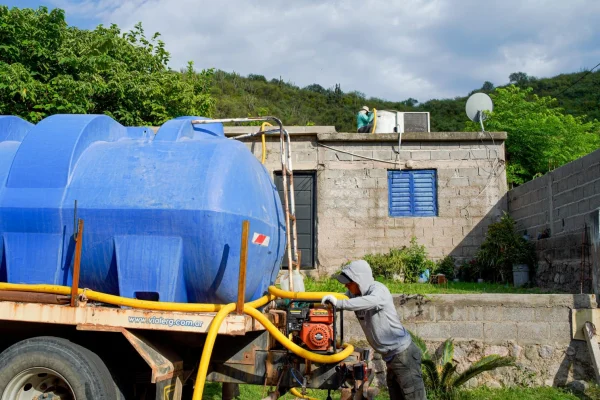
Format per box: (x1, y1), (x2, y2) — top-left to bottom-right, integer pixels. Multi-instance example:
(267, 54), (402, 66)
(466, 92), (493, 125)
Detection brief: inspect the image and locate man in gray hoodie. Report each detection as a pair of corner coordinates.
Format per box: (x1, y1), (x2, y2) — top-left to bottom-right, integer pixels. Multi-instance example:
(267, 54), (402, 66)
(321, 260), (427, 400)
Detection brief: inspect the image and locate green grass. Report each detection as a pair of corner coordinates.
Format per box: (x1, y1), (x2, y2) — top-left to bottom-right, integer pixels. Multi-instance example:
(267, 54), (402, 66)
(455, 386), (587, 400)
(202, 383), (367, 399)
(304, 277), (559, 295)
(202, 383), (337, 399)
(202, 383), (598, 399)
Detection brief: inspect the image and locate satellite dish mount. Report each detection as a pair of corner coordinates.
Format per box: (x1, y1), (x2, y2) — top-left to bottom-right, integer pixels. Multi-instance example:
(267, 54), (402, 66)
(465, 93), (494, 132)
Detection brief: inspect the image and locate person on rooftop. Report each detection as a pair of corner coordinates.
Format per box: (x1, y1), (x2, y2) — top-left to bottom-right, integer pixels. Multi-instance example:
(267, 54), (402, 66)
(357, 106), (374, 133)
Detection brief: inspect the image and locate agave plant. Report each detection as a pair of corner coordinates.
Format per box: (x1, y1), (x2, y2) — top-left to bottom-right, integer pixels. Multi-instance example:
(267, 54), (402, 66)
(410, 332), (515, 396)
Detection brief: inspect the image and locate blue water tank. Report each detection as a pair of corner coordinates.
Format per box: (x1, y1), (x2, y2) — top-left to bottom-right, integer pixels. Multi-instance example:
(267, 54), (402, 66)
(0, 114), (286, 304)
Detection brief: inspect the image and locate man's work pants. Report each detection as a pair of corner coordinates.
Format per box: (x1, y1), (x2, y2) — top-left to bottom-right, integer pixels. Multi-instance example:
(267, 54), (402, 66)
(385, 342), (427, 400)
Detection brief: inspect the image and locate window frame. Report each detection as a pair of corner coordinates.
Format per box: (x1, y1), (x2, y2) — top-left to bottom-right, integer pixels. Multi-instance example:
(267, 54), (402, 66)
(387, 169), (438, 217)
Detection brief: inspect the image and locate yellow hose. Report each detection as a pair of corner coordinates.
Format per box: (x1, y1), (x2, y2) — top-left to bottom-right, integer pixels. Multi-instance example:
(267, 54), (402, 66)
(244, 306), (354, 363)
(246, 294), (276, 309)
(191, 305), (354, 399)
(268, 286), (348, 301)
(260, 122), (272, 164)
(192, 303), (237, 400)
(0, 283), (71, 296)
(290, 387), (318, 400)
(0, 282), (273, 312)
(0, 283), (348, 311)
(371, 108), (377, 134)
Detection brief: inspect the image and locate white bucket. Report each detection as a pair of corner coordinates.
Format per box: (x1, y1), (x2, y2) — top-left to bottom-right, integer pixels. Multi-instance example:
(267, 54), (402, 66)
(280, 270), (305, 292)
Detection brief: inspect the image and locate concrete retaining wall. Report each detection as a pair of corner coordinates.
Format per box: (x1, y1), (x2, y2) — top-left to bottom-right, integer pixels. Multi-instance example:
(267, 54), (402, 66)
(341, 293), (596, 388)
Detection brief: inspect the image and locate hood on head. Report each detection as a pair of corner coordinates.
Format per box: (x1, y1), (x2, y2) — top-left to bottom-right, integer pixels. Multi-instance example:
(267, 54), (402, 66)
(341, 260), (374, 295)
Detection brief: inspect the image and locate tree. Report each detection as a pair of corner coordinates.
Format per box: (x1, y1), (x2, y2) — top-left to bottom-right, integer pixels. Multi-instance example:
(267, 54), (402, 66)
(401, 98), (419, 107)
(0, 6), (215, 125)
(476, 213), (536, 283)
(481, 81), (494, 92)
(304, 84), (326, 94)
(467, 86), (600, 184)
(509, 72), (530, 84)
(248, 74), (266, 82)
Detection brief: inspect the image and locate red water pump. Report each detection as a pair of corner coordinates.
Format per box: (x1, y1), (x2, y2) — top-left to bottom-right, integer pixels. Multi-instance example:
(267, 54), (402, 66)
(300, 308), (334, 351)
(287, 305), (334, 351)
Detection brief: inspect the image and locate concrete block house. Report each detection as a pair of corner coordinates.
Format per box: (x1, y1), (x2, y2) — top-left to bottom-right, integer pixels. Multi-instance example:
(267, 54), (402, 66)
(225, 127), (508, 275)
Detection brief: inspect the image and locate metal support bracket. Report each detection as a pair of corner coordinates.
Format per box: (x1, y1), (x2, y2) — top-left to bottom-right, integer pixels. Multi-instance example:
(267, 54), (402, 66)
(121, 328), (183, 384)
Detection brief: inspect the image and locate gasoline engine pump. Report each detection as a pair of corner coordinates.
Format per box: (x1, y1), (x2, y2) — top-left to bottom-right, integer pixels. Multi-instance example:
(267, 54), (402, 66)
(287, 303), (335, 352)
(274, 300), (375, 399)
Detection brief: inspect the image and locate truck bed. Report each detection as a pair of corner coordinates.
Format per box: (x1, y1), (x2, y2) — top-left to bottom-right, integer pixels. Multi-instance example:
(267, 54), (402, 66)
(0, 299), (268, 335)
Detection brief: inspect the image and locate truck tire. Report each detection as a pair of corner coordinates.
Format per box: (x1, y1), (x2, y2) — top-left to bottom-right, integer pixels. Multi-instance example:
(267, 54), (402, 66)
(0, 336), (118, 400)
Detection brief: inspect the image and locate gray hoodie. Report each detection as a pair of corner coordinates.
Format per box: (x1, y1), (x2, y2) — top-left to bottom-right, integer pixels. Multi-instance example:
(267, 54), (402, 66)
(337, 260), (411, 357)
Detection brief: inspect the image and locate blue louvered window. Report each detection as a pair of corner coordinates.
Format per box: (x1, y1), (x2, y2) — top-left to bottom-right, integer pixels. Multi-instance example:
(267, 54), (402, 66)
(388, 170), (437, 217)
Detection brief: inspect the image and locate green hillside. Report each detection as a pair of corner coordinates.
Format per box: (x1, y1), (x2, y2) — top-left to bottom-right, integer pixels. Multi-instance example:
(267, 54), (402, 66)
(212, 69), (600, 132)
(511, 70), (600, 123)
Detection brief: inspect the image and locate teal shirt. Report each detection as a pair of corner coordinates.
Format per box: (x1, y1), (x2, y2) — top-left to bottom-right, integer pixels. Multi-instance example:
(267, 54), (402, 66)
(357, 111), (374, 129)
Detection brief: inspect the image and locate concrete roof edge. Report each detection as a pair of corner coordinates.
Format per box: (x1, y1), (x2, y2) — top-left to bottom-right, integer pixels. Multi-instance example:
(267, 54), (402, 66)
(151, 126), (507, 141)
(317, 132), (507, 142)
(224, 126), (336, 136)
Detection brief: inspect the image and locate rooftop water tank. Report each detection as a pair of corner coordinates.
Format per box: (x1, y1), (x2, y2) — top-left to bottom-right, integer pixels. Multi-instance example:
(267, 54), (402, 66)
(374, 111), (431, 133)
(374, 110), (397, 133)
(0, 114), (286, 304)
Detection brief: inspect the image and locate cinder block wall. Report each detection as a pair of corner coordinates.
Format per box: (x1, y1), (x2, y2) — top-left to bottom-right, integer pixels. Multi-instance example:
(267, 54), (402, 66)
(228, 129), (508, 274)
(341, 294), (596, 388)
(508, 148), (600, 293)
(313, 133), (507, 274)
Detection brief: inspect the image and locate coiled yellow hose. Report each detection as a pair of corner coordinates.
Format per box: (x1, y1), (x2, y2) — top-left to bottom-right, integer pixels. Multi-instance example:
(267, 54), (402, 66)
(191, 288), (352, 399)
(245, 306), (354, 363)
(192, 305), (354, 399)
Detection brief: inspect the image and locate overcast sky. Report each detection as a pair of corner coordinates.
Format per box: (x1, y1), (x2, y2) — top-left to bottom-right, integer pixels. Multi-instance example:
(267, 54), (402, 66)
(6, 0), (600, 102)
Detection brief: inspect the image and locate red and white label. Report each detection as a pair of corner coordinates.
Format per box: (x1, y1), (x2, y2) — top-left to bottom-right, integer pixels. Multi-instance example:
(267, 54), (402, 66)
(252, 233), (270, 247)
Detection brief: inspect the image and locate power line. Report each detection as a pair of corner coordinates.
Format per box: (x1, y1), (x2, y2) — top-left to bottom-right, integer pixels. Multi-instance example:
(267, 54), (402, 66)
(555, 61), (600, 96)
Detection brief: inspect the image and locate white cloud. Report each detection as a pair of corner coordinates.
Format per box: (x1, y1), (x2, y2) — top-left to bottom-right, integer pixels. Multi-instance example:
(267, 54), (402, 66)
(50, 0), (600, 102)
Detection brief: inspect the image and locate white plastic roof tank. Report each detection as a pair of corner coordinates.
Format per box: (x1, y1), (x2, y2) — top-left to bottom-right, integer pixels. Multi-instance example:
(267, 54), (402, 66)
(374, 110), (397, 133)
(374, 111), (430, 134)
